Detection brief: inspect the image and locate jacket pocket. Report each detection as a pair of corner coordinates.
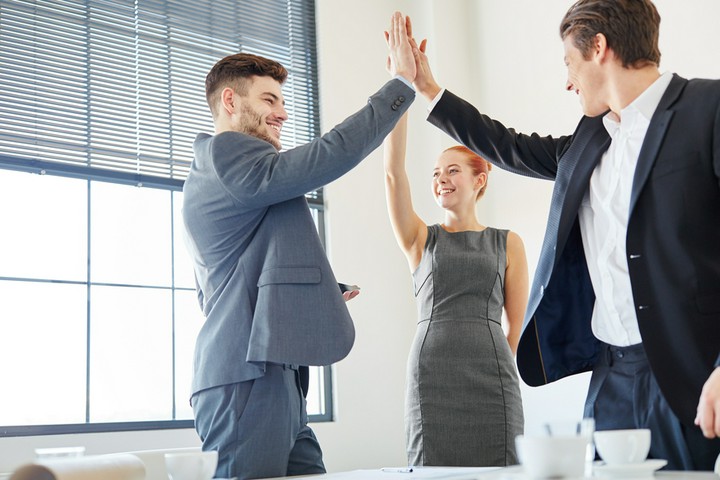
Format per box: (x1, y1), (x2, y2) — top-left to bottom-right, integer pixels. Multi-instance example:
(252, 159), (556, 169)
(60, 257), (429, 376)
(257, 266), (321, 286)
(650, 154), (701, 180)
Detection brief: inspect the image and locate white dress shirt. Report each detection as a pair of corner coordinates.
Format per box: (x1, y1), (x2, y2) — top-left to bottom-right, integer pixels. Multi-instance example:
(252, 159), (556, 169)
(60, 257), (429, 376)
(579, 72), (673, 346)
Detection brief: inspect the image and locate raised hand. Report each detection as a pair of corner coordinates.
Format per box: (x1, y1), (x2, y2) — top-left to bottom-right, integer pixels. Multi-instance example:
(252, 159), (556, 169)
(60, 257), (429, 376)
(392, 14), (441, 101)
(385, 12), (416, 83)
(410, 33), (442, 102)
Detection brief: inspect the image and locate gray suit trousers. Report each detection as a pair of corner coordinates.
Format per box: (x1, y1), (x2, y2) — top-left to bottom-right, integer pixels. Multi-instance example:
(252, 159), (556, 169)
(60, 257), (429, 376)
(192, 365), (325, 480)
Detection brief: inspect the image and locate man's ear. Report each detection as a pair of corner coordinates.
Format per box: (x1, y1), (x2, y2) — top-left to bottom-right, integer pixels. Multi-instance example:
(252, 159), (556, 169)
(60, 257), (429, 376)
(593, 33), (610, 63)
(221, 87), (236, 116)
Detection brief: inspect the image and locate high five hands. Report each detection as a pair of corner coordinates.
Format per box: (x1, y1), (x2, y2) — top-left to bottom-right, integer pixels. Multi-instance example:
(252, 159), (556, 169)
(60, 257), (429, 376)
(385, 13), (441, 101)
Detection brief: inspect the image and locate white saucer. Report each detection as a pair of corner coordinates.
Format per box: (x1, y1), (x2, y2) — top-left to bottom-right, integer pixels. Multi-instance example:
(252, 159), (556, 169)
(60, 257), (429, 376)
(593, 459), (667, 477)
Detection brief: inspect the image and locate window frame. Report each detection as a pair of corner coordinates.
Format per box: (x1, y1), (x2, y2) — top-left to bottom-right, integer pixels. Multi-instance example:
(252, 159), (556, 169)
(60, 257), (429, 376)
(0, 0), (333, 437)
(0, 171), (332, 437)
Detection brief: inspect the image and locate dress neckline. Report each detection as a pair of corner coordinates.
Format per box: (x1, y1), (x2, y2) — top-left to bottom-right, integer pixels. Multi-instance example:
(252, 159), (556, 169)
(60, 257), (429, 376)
(437, 223), (488, 234)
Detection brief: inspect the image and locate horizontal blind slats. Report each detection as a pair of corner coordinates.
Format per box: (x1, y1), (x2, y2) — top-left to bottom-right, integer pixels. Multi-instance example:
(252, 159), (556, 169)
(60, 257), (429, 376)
(0, 0), (320, 191)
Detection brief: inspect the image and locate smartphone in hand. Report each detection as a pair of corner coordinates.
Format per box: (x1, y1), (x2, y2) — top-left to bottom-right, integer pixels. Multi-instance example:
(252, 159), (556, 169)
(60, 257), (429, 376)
(338, 283), (360, 293)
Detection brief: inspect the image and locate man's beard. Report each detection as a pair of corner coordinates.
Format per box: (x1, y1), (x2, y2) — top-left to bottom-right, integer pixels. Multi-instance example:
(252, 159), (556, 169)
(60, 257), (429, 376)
(234, 102), (281, 150)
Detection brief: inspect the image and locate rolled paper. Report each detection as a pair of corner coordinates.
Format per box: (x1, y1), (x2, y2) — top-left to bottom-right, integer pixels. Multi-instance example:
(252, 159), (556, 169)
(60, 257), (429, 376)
(10, 454), (145, 480)
(9, 465), (55, 480)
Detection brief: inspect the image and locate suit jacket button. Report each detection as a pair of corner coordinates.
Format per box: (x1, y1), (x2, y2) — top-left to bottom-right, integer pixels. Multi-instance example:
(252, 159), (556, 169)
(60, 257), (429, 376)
(391, 105), (398, 110)
(399, 96), (405, 102)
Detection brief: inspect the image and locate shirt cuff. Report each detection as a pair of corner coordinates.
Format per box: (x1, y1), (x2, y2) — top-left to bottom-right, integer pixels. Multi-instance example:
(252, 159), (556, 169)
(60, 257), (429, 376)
(393, 74), (415, 91)
(427, 88), (446, 113)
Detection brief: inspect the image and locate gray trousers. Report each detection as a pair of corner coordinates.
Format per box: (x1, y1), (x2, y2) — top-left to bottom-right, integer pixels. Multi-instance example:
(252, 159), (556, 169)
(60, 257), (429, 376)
(192, 364), (326, 480)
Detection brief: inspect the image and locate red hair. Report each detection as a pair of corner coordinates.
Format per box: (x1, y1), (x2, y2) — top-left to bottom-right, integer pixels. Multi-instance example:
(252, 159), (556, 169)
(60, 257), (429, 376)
(442, 145), (492, 199)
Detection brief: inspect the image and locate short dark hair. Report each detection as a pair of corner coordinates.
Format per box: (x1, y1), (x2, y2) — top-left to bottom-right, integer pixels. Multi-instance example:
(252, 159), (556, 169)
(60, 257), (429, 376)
(205, 53), (288, 118)
(560, 0), (661, 68)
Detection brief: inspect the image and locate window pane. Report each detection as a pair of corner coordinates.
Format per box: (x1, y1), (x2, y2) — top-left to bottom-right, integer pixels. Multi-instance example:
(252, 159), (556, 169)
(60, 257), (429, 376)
(89, 285), (172, 422)
(173, 289), (206, 420)
(0, 170), (87, 281)
(91, 182), (171, 286)
(306, 366), (326, 416)
(173, 191), (195, 290)
(0, 281), (87, 426)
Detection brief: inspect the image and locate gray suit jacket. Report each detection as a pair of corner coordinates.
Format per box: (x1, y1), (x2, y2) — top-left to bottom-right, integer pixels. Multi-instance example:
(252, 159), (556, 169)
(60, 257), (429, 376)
(183, 78), (414, 395)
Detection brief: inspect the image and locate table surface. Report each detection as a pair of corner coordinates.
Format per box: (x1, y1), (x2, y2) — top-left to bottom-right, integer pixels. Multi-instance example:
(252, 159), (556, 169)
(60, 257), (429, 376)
(264, 465), (719, 480)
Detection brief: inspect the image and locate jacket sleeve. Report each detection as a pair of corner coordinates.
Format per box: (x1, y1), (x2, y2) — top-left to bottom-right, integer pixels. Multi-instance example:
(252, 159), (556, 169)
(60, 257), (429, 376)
(428, 89), (574, 181)
(209, 78), (415, 208)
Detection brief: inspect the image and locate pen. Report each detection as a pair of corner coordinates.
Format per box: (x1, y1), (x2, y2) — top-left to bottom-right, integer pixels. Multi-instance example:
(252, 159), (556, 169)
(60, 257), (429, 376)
(381, 467), (414, 473)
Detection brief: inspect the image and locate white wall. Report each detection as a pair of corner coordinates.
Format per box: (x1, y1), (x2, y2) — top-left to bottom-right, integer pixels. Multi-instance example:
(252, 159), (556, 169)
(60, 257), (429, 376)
(2, 0), (719, 474)
(313, 0), (720, 472)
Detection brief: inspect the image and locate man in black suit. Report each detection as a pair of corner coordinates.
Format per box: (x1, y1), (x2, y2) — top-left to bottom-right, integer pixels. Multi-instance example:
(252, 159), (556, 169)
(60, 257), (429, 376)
(405, 0), (719, 470)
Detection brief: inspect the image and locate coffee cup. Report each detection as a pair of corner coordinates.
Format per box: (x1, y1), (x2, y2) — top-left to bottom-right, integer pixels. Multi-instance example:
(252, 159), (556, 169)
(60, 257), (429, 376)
(516, 434), (589, 478)
(593, 429), (650, 465)
(164, 450), (218, 480)
(542, 419), (595, 476)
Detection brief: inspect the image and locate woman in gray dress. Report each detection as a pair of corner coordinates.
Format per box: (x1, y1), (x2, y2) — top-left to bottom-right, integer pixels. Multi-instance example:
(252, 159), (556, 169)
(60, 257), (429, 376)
(383, 112), (528, 467)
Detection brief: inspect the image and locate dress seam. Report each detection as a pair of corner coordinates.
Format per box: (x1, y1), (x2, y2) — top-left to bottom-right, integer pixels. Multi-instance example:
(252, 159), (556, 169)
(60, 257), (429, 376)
(488, 228), (510, 465)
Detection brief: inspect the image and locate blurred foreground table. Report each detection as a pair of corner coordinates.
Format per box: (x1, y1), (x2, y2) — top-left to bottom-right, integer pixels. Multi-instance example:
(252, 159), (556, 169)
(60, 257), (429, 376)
(265, 465), (719, 480)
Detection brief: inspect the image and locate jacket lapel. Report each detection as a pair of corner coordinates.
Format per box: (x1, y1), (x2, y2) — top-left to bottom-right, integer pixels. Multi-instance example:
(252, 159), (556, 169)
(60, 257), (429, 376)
(523, 116), (608, 322)
(629, 74), (686, 215)
(555, 120), (610, 257)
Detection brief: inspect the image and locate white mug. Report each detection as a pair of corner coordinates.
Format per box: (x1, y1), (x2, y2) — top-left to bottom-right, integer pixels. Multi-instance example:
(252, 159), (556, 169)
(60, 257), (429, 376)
(593, 429), (651, 465)
(516, 434), (589, 478)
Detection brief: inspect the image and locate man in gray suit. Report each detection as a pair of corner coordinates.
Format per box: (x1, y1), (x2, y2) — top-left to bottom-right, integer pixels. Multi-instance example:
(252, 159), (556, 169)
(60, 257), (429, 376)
(182, 12), (416, 480)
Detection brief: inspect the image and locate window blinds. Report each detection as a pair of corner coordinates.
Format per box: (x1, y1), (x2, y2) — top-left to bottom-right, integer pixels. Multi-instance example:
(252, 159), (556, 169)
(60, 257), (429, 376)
(0, 0), (321, 194)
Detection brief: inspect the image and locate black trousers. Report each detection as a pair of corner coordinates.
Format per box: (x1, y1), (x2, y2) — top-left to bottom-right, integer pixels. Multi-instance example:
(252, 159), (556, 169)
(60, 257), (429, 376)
(584, 342), (720, 470)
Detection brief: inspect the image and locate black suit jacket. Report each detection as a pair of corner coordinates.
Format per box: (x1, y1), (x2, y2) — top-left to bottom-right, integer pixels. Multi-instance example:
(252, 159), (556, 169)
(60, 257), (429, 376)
(428, 74), (720, 426)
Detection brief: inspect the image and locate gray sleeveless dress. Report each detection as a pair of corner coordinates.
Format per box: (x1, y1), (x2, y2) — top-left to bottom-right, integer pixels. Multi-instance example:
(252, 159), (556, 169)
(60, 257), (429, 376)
(406, 224), (523, 467)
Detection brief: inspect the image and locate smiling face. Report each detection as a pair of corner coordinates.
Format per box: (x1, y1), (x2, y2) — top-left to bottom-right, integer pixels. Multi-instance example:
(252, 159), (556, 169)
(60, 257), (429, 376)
(431, 149), (486, 210)
(563, 34), (609, 117)
(231, 75), (288, 150)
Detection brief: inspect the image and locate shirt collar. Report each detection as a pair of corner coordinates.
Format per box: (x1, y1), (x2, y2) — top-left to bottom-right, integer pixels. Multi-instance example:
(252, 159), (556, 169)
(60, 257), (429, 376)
(602, 71), (673, 137)
(632, 71), (673, 121)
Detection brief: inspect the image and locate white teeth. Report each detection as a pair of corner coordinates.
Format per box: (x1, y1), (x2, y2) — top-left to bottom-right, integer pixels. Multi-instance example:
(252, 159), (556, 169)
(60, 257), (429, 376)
(438, 189), (454, 195)
(269, 124), (281, 133)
